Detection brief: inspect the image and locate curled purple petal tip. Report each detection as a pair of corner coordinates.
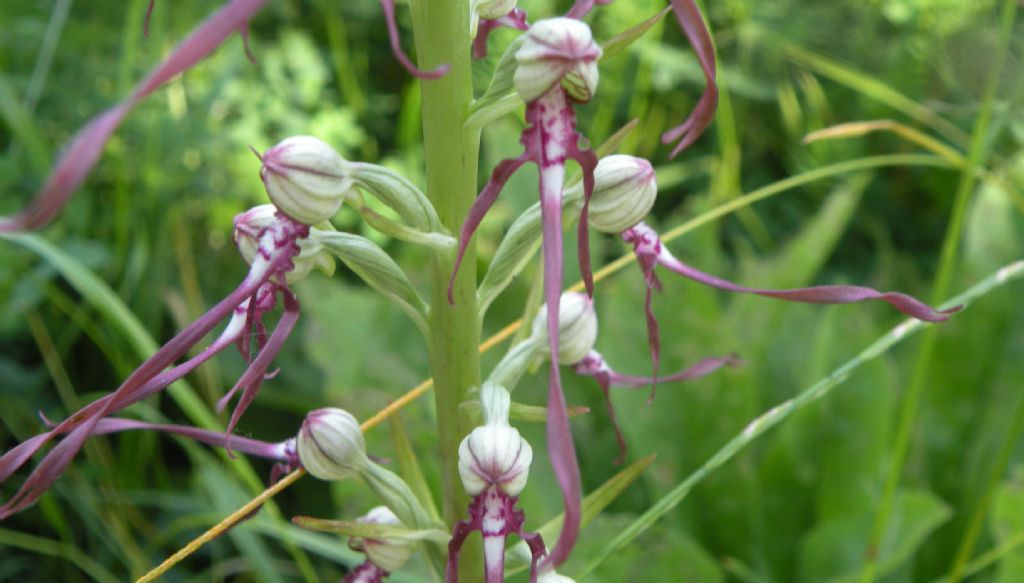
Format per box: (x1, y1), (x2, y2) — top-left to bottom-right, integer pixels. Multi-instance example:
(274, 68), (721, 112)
(380, 0), (449, 79)
(662, 0), (718, 158)
(1, 0), (268, 233)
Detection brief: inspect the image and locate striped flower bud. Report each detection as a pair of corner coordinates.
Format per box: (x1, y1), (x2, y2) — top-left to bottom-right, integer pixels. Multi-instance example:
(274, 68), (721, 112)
(458, 385), (532, 497)
(531, 292), (598, 365)
(458, 424), (533, 497)
(514, 18), (602, 103)
(588, 155), (657, 233)
(297, 408), (368, 481)
(259, 136), (356, 225)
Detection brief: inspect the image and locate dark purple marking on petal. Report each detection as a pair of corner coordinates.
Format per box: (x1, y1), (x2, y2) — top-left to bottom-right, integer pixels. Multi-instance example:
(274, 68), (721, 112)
(379, 0), (450, 79)
(0, 0), (269, 232)
(472, 8), (529, 59)
(657, 246), (960, 322)
(662, 0), (718, 159)
(0, 239), (293, 518)
(448, 155), (529, 304)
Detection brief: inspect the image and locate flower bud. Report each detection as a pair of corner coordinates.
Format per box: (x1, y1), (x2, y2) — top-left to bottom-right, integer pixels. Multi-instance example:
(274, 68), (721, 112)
(514, 18), (602, 103)
(588, 155), (657, 233)
(531, 292), (598, 365)
(297, 408), (367, 481)
(349, 506), (415, 573)
(234, 205), (336, 283)
(458, 424), (533, 497)
(259, 136), (356, 225)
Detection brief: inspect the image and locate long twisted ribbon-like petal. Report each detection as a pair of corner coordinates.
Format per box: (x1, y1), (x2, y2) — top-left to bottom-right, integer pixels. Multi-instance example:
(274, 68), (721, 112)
(0, 0), (269, 232)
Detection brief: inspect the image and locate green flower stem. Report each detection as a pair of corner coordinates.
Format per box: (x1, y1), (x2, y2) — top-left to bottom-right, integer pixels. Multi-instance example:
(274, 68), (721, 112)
(860, 2), (1018, 582)
(409, 0), (483, 579)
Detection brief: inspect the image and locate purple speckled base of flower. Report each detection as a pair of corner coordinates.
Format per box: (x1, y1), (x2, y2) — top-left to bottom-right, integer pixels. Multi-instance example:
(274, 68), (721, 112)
(447, 486), (545, 583)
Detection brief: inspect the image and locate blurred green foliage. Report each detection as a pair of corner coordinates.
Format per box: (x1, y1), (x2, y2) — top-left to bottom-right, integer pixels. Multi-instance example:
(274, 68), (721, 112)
(1, 0), (1023, 581)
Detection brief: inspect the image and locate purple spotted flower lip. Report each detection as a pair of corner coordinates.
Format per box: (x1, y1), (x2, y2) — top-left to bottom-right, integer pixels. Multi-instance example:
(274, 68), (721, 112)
(0, 210), (308, 518)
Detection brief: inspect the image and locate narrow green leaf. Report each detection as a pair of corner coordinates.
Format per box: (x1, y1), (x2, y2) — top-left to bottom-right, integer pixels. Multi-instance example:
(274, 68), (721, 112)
(600, 6), (672, 62)
(317, 231), (430, 335)
(292, 516), (451, 544)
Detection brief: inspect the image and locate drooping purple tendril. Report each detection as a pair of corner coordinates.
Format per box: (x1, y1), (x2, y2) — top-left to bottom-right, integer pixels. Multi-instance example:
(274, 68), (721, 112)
(218, 288), (301, 453)
(662, 0), (719, 158)
(0, 0), (268, 233)
(473, 8), (529, 59)
(448, 155), (529, 304)
(573, 351), (738, 464)
(446, 486), (545, 583)
(0, 218), (306, 518)
(618, 222), (959, 393)
(378, 0), (450, 79)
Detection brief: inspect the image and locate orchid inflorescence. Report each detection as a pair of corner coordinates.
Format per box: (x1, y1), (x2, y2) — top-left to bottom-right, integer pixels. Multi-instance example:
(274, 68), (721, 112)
(0, 0), (959, 581)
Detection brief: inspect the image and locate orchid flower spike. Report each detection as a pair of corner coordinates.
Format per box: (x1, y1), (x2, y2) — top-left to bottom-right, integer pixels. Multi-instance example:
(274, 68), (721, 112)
(448, 21), (604, 569)
(448, 383), (546, 583)
(573, 351), (740, 464)
(343, 506), (415, 583)
(620, 222), (961, 398)
(0, 208), (309, 518)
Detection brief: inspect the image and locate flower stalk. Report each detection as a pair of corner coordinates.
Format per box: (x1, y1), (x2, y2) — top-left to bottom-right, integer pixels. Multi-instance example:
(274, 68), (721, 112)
(409, 0), (484, 579)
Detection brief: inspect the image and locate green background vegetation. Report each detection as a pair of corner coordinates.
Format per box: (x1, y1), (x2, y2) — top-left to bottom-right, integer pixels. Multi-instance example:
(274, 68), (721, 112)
(1, 0), (1023, 581)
